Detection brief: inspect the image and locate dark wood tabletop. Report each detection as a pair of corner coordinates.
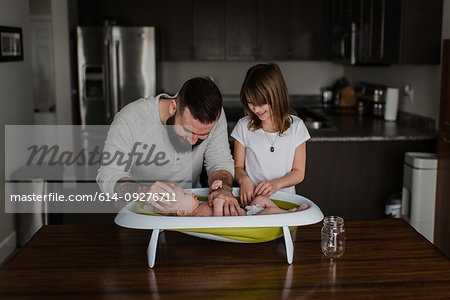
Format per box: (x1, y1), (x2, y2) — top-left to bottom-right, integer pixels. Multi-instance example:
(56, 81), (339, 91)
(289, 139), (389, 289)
(1, 218), (449, 299)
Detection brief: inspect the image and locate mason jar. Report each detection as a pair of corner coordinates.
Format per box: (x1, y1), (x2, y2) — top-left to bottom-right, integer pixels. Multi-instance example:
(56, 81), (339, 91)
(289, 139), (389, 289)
(321, 216), (346, 258)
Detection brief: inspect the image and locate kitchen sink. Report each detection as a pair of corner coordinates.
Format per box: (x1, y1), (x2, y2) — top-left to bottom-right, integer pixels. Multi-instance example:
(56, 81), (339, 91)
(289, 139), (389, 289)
(303, 120), (333, 130)
(295, 107), (335, 130)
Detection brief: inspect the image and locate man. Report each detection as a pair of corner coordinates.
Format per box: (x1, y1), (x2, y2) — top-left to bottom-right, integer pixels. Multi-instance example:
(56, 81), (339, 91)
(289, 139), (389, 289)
(97, 77), (243, 216)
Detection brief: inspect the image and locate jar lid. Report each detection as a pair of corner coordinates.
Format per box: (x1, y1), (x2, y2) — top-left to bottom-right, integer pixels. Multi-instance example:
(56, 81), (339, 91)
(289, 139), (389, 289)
(323, 216), (344, 225)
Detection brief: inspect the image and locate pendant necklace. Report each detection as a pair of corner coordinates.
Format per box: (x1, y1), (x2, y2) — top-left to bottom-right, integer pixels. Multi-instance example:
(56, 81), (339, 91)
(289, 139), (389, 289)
(263, 130), (278, 152)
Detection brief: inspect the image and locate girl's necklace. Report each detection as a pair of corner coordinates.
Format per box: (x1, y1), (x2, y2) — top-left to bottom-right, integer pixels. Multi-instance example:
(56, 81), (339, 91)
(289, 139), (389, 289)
(263, 130), (278, 152)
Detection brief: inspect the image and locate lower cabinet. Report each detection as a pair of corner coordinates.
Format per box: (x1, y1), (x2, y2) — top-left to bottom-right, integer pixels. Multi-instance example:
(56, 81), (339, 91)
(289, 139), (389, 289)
(296, 139), (436, 219)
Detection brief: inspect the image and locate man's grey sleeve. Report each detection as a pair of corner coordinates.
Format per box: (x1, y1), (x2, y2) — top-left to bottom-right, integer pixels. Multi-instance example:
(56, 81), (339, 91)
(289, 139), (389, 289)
(203, 109), (235, 178)
(96, 117), (135, 195)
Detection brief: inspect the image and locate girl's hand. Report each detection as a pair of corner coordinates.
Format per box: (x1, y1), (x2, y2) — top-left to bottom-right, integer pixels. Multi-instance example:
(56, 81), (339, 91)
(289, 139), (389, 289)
(254, 180), (279, 198)
(239, 177), (255, 206)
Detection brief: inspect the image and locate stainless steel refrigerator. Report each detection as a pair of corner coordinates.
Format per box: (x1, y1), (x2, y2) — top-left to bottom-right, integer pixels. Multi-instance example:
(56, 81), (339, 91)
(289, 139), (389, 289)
(77, 26), (156, 125)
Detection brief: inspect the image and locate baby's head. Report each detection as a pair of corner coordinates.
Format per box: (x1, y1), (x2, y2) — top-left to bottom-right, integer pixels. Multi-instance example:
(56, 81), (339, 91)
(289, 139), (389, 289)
(163, 185), (200, 216)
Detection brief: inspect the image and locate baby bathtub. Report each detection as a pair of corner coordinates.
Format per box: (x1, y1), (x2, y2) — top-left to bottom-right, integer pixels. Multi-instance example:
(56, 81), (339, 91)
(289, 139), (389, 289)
(115, 188), (324, 267)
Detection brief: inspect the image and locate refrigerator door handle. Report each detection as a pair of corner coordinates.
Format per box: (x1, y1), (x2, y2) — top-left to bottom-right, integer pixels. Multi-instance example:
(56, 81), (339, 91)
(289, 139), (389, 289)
(104, 38), (112, 121)
(110, 40), (121, 117)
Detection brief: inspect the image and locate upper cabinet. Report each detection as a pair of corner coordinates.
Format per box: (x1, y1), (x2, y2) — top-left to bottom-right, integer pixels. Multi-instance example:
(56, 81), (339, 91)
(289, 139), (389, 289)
(225, 0), (257, 60)
(395, 0), (443, 64)
(78, 0), (161, 26)
(288, 0), (331, 60)
(192, 0), (226, 60)
(77, 0), (442, 64)
(224, 0), (330, 61)
(255, 0), (289, 60)
(331, 0), (443, 65)
(160, 0), (193, 60)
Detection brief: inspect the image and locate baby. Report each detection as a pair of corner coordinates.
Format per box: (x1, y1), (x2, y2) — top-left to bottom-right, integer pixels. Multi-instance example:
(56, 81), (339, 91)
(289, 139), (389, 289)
(159, 180), (309, 216)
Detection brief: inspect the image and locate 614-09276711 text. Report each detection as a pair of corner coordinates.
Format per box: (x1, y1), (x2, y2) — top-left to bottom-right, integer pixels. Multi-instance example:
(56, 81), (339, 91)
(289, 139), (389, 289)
(9, 192), (177, 203)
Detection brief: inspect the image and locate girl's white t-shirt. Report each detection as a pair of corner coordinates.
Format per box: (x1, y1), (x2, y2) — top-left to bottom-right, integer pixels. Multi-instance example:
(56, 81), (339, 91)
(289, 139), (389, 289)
(230, 115), (310, 194)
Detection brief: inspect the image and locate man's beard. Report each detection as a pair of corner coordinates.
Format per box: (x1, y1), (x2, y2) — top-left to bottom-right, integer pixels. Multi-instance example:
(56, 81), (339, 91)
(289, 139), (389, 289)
(166, 114), (205, 153)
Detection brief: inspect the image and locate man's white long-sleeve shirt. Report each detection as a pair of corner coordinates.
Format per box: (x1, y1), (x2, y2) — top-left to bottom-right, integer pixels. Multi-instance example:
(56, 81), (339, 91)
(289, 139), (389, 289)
(96, 94), (234, 195)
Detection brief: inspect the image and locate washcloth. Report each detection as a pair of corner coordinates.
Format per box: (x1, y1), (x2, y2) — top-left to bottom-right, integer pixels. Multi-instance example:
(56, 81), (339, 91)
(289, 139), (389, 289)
(245, 204), (264, 216)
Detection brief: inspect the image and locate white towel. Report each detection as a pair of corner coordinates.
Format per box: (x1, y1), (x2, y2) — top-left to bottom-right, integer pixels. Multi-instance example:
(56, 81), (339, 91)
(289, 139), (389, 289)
(245, 204), (264, 216)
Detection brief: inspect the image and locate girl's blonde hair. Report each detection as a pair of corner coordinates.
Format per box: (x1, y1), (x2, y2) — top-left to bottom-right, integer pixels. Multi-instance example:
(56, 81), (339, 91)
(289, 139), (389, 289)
(240, 63), (292, 134)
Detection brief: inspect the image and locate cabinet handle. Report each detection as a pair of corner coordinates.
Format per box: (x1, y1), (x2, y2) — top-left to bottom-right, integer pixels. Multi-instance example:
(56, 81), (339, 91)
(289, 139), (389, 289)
(350, 22), (356, 65)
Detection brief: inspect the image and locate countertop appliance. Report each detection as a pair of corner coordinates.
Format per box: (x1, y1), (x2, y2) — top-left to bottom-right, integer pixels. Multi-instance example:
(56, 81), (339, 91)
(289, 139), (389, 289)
(77, 26), (156, 125)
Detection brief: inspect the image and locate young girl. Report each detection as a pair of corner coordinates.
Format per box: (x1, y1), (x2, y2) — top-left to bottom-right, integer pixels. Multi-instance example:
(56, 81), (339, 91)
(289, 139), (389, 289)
(231, 63), (310, 205)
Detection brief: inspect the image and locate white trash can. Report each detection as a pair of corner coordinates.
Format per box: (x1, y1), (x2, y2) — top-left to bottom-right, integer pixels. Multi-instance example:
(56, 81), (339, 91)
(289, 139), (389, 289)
(401, 152), (437, 243)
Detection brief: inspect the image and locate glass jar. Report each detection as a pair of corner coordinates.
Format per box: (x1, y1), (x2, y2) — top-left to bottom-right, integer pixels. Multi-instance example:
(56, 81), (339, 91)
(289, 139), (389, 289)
(321, 216), (346, 258)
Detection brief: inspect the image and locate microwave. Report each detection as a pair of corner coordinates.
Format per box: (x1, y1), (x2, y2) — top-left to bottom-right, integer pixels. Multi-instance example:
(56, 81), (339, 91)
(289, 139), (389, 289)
(332, 21), (392, 66)
(331, 0), (397, 66)
(332, 22), (357, 65)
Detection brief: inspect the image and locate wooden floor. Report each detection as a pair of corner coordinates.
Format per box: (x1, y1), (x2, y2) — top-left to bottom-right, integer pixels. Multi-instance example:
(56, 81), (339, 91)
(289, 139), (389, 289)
(0, 219), (449, 299)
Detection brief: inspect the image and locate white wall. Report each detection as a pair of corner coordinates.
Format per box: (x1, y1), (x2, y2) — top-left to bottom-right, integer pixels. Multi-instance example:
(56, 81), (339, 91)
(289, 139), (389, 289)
(0, 0), (34, 263)
(344, 66), (441, 120)
(161, 61), (343, 96)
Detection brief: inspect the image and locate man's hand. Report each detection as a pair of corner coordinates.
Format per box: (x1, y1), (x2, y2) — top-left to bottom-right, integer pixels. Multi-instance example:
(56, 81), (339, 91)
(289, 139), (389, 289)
(140, 181), (176, 212)
(208, 189), (244, 216)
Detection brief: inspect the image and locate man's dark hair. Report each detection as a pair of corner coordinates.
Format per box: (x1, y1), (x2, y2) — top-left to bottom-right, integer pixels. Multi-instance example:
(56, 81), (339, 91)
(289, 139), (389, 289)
(176, 77), (222, 124)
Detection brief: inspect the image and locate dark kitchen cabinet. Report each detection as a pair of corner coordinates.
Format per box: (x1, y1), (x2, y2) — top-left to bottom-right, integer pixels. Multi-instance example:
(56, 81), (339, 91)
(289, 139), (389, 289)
(161, 0), (225, 61)
(160, 0), (193, 60)
(395, 0), (443, 65)
(78, 0), (160, 26)
(288, 0), (331, 60)
(192, 0), (226, 60)
(225, 0), (257, 60)
(435, 131), (450, 258)
(297, 139), (436, 219)
(434, 39), (450, 258)
(120, 0), (161, 26)
(78, 0), (121, 25)
(255, 0), (331, 61)
(226, 0), (330, 61)
(77, 0), (331, 61)
(331, 0), (443, 65)
(255, 0), (288, 60)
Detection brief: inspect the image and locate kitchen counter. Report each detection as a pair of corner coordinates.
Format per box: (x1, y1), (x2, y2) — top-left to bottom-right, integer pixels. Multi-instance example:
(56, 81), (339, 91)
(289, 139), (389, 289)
(1, 219), (449, 298)
(300, 107), (437, 142)
(223, 95), (437, 142)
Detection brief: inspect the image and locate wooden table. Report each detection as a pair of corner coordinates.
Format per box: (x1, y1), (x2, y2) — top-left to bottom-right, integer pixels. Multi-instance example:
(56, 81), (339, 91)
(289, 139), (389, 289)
(1, 219), (449, 299)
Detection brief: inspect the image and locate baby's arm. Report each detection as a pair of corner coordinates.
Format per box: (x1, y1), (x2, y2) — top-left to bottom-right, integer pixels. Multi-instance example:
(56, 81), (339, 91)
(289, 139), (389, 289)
(210, 180), (223, 191)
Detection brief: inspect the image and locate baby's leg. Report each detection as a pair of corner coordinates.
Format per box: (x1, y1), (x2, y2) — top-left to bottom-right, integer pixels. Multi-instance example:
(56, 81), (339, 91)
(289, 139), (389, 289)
(250, 196), (309, 215)
(287, 202), (309, 212)
(250, 196), (287, 215)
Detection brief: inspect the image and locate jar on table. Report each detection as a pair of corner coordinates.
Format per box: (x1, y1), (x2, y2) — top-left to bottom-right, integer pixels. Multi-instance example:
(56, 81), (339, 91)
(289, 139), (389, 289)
(321, 216), (346, 258)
